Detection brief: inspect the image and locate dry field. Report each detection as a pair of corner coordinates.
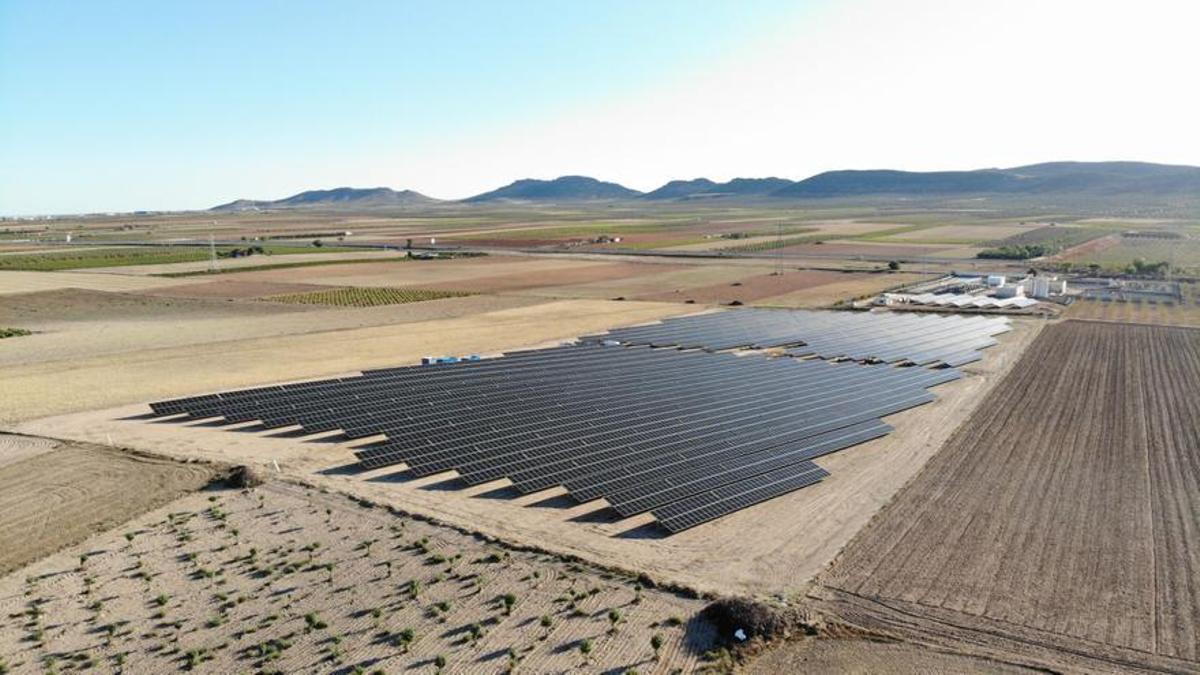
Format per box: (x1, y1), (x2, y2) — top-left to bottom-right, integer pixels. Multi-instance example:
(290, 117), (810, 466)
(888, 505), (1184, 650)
(747, 637), (1037, 674)
(0, 436), (218, 576)
(144, 279), (337, 299)
(1065, 294), (1200, 328)
(0, 270), (192, 296)
(0, 298), (685, 422)
(755, 272), (930, 308)
(814, 321), (1200, 673)
(517, 264), (774, 301)
(11, 320), (1042, 599)
(0, 433), (59, 469)
(425, 261), (688, 295)
(233, 255), (593, 290)
(770, 242), (953, 258)
(0, 478), (713, 674)
(634, 270), (865, 305)
(882, 224), (1039, 243)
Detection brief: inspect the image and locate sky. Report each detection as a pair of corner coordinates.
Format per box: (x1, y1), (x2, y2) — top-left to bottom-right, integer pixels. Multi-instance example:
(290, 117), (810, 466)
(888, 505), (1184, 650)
(2, 0), (1198, 215)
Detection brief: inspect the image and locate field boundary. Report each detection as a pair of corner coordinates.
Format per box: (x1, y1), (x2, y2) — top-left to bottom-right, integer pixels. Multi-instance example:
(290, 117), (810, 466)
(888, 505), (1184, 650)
(810, 586), (1194, 674)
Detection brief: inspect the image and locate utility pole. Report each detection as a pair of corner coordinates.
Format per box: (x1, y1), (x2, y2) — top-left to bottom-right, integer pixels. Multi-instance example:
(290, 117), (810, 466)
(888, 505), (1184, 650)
(208, 232), (218, 273)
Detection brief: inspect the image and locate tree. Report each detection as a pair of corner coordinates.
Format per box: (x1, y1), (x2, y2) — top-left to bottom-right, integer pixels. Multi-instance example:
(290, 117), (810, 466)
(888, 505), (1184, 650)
(887, 260), (901, 271)
(651, 633), (664, 660)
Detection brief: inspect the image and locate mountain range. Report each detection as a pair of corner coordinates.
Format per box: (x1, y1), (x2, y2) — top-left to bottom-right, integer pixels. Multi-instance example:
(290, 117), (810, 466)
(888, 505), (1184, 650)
(209, 161), (1200, 210)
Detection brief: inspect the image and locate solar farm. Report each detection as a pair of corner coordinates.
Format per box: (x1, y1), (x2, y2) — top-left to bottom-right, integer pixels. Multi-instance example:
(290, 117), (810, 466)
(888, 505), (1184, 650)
(4, 207), (1199, 674)
(146, 309), (1008, 533)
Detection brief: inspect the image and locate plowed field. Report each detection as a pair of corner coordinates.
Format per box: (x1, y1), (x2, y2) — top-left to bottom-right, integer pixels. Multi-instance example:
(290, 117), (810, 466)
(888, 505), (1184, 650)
(0, 437), (219, 575)
(816, 321), (1200, 673)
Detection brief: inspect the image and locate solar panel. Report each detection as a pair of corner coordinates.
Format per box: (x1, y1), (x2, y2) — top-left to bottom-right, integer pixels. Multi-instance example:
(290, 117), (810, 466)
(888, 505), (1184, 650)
(146, 307), (1001, 534)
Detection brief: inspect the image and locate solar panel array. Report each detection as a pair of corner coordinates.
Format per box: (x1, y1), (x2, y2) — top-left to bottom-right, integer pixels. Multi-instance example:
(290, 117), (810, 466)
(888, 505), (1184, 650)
(582, 308), (1011, 367)
(149, 339), (961, 533)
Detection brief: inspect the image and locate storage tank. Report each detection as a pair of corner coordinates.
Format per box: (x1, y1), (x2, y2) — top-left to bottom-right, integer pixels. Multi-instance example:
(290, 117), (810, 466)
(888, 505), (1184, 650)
(986, 274), (1006, 287)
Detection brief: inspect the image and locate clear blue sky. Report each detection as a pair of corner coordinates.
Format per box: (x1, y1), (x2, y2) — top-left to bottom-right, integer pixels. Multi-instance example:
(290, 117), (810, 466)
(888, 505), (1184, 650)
(1, 0), (804, 214)
(2, 0), (1196, 214)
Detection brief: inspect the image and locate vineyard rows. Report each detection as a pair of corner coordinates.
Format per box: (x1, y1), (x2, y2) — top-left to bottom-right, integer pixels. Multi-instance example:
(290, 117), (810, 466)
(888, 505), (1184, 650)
(265, 286), (473, 307)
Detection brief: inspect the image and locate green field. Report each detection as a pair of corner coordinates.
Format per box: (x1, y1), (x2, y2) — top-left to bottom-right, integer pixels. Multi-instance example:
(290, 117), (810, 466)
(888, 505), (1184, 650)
(1065, 237), (1200, 274)
(0, 245), (358, 271)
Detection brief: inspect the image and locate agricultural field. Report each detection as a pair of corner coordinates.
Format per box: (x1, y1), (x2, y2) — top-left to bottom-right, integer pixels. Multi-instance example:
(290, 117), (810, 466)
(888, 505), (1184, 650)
(0, 437), (219, 576)
(0, 472), (713, 674)
(634, 269), (868, 305)
(0, 245), (352, 272)
(1063, 234), (1200, 273)
(880, 223), (1039, 244)
(1065, 283), (1200, 327)
(814, 321), (1200, 673)
(264, 287), (473, 308)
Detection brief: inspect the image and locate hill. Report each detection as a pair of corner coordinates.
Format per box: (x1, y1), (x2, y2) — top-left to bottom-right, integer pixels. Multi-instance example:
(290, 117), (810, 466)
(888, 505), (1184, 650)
(464, 176), (642, 202)
(210, 187), (438, 212)
(772, 161), (1200, 197)
(643, 177), (793, 200)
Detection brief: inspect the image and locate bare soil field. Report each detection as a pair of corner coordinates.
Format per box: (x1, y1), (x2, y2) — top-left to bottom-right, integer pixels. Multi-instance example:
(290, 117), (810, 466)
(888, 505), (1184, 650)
(771, 242), (953, 258)
(0, 299), (683, 422)
(144, 279), (339, 299)
(0, 288), (317, 325)
(665, 221), (906, 253)
(0, 433), (60, 469)
(755, 273), (929, 308)
(883, 224), (1038, 243)
(814, 321), (1200, 672)
(235, 255), (590, 289)
(1065, 294), (1200, 328)
(635, 270), (864, 305)
(522, 264), (775, 301)
(12, 320), (1042, 598)
(0, 479), (713, 674)
(83, 249), (407, 276)
(0, 436), (218, 576)
(427, 261), (688, 295)
(0, 270), (192, 296)
(748, 637), (1037, 674)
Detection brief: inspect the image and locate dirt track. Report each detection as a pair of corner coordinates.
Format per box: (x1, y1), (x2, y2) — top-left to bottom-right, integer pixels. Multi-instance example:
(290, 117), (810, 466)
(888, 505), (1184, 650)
(0, 436), (218, 575)
(815, 321), (1200, 672)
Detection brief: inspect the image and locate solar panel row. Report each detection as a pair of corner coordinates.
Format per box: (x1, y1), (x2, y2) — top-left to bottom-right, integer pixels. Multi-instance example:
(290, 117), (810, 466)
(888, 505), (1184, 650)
(148, 337), (960, 532)
(582, 308), (1010, 366)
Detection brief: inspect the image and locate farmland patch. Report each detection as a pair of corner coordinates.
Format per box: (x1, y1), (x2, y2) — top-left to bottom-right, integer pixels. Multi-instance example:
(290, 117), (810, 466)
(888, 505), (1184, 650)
(816, 321), (1200, 672)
